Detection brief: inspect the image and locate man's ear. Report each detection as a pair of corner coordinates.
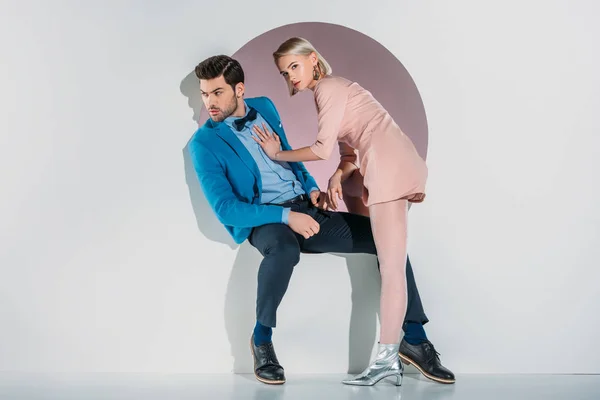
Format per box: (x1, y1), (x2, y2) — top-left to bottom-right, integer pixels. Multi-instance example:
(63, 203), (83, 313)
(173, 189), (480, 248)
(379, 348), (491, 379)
(235, 82), (245, 98)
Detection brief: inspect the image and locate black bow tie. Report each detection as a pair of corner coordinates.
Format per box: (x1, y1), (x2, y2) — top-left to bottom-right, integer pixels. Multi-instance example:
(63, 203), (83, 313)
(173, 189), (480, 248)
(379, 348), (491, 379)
(233, 107), (257, 131)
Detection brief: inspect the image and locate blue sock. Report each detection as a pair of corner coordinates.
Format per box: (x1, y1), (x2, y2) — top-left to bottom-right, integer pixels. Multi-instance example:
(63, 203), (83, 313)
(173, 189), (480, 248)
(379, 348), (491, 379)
(403, 322), (427, 345)
(253, 321), (272, 346)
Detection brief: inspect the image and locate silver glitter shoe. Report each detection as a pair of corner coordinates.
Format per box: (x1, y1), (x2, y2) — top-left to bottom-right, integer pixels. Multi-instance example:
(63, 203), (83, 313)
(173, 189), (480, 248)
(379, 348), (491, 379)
(342, 343), (403, 386)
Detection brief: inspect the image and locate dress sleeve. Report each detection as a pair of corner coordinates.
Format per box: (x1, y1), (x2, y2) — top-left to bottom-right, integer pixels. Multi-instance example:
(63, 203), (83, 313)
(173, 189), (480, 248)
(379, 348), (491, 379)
(309, 78), (349, 160)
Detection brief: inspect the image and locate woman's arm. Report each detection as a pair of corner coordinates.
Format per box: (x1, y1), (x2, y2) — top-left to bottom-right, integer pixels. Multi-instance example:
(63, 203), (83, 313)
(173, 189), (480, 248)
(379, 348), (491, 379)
(335, 142), (359, 183)
(331, 161), (358, 183)
(251, 123), (322, 162)
(274, 146), (321, 163)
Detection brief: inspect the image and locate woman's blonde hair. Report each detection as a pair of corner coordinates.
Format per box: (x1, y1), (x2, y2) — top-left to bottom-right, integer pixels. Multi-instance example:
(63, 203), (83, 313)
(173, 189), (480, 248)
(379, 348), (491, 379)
(273, 37), (332, 96)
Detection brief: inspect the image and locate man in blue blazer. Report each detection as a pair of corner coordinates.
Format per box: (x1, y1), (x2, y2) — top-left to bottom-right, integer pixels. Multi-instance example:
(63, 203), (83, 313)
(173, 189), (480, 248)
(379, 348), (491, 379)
(188, 55), (455, 385)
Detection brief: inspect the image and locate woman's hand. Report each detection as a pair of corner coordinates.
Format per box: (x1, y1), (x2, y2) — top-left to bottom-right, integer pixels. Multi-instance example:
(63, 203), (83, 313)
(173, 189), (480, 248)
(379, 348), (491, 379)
(252, 123), (281, 160)
(327, 171), (343, 210)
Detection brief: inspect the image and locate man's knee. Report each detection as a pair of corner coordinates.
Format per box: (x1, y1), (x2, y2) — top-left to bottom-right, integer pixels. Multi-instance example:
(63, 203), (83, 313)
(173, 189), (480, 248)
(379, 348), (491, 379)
(265, 236), (301, 267)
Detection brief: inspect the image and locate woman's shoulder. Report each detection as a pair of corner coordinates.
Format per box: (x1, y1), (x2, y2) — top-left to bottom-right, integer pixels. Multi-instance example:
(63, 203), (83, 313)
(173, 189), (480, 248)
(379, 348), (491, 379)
(314, 75), (353, 96)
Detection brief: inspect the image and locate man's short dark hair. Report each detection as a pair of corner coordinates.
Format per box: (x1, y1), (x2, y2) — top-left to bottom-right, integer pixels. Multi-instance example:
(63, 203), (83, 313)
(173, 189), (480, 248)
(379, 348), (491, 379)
(194, 55), (245, 91)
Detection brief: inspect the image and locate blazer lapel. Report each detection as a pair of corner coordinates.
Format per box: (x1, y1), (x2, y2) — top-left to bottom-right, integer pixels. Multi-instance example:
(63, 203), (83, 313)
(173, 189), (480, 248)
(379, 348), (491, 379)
(215, 125), (261, 182)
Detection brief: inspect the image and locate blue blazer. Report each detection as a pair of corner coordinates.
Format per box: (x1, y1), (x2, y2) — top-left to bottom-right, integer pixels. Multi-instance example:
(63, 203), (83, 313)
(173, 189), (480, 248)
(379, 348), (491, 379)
(188, 97), (319, 244)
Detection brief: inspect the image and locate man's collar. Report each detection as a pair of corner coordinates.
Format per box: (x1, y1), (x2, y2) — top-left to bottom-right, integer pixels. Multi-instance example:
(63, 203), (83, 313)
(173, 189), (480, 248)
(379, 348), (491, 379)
(223, 100), (250, 127)
(203, 99), (262, 130)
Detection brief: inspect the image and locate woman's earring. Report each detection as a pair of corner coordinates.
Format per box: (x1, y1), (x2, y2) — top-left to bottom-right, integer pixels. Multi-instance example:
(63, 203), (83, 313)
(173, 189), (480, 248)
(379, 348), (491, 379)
(313, 65), (320, 80)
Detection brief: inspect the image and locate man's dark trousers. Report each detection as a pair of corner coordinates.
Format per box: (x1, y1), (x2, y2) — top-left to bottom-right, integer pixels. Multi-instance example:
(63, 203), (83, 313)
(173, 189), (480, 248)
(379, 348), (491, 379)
(248, 196), (428, 328)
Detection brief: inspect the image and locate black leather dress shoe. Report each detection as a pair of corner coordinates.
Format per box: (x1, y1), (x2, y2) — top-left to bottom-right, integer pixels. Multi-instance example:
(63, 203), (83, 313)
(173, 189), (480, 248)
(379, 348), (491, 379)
(399, 339), (455, 384)
(250, 334), (285, 384)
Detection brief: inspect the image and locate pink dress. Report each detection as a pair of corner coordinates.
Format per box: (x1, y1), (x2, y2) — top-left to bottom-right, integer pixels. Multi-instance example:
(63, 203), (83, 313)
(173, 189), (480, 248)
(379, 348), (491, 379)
(310, 75), (428, 206)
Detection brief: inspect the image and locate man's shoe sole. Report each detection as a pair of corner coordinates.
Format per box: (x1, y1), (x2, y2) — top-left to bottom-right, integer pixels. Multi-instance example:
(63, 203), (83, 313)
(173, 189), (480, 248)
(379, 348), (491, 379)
(399, 352), (455, 384)
(250, 337), (286, 385)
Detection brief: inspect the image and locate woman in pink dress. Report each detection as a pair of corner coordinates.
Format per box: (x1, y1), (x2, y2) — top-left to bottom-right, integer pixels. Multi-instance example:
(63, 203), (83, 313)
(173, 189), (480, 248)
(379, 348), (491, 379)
(251, 37), (428, 386)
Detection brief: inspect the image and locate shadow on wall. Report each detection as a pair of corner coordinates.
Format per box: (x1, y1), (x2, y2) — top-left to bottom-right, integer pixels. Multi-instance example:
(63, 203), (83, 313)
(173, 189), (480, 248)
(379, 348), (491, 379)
(180, 70), (237, 249)
(221, 244), (381, 374)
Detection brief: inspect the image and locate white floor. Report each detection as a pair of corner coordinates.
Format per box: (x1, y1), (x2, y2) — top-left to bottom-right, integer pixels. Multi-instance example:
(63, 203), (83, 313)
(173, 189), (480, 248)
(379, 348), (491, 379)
(0, 373), (598, 400)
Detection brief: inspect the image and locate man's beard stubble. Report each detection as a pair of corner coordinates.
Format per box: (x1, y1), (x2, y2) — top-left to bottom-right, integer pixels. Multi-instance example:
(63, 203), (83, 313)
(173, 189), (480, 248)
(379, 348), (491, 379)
(209, 94), (239, 122)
